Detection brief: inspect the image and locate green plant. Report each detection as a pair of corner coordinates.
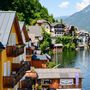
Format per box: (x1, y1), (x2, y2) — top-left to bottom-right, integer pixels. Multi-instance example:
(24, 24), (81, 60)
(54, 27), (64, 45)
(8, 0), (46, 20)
(47, 62), (56, 68)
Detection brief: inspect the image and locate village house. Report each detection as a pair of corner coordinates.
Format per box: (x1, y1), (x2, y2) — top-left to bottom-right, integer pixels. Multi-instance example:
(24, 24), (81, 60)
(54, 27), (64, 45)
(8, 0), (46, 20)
(35, 68), (83, 90)
(53, 44), (63, 53)
(19, 21), (33, 61)
(36, 19), (51, 34)
(30, 54), (50, 68)
(28, 25), (43, 48)
(51, 23), (66, 37)
(0, 11), (30, 90)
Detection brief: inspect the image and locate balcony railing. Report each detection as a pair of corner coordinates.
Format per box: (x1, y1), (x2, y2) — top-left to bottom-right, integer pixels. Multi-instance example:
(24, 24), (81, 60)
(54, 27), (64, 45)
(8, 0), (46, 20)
(6, 45), (24, 57)
(3, 61), (30, 88)
(11, 63), (22, 71)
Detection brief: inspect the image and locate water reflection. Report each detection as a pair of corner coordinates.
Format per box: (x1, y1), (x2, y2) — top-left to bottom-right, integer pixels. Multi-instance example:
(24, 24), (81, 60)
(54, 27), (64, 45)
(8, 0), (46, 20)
(53, 49), (90, 90)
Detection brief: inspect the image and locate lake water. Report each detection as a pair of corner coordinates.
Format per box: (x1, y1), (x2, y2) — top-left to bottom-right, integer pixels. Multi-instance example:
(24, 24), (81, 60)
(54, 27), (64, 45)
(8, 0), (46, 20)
(53, 49), (90, 90)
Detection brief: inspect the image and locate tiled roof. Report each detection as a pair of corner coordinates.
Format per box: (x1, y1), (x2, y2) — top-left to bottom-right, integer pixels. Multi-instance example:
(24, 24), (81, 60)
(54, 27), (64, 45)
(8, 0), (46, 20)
(0, 11), (16, 47)
(35, 68), (83, 79)
(28, 26), (42, 37)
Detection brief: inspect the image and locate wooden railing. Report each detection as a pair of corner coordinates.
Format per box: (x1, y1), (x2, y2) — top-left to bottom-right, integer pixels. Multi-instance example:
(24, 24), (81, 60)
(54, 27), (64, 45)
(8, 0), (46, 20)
(3, 61), (30, 88)
(11, 63), (22, 71)
(59, 84), (82, 89)
(6, 45), (24, 57)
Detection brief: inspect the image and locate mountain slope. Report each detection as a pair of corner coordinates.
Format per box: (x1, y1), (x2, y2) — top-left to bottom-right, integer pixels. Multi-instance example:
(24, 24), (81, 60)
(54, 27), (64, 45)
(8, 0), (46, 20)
(55, 16), (68, 20)
(64, 5), (90, 31)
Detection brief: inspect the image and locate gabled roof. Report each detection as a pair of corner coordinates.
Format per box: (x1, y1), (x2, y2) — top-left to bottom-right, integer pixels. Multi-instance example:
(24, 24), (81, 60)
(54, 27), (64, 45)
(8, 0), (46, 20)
(51, 23), (65, 28)
(28, 26), (42, 37)
(35, 68), (83, 79)
(19, 21), (24, 30)
(37, 19), (47, 24)
(19, 21), (26, 43)
(19, 21), (30, 42)
(0, 11), (23, 48)
(0, 11), (16, 47)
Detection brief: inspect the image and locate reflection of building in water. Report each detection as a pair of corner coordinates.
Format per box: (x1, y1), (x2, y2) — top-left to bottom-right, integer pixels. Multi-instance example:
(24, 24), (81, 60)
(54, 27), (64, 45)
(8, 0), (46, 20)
(53, 44), (63, 64)
(82, 50), (88, 69)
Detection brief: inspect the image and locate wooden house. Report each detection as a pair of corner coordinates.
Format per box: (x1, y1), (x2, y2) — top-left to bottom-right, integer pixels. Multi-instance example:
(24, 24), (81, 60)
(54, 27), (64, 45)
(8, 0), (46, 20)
(19, 21), (32, 61)
(36, 19), (51, 33)
(0, 11), (30, 90)
(28, 26), (43, 47)
(30, 54), (50, 68)
(53, 44), (63, 53)
(35, 68), (83, 90)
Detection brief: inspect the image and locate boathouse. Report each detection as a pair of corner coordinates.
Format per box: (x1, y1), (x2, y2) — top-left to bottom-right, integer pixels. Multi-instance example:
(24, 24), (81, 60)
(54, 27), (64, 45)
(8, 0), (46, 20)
(35, 68), (83, 90)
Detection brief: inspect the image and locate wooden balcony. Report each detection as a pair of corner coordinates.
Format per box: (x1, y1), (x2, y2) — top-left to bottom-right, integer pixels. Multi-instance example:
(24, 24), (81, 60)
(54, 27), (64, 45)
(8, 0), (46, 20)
(6, 45), (24, 57)
(12, 63), (22, 71)
(3, 76), (15, 88)
(3, 61), (30, 88)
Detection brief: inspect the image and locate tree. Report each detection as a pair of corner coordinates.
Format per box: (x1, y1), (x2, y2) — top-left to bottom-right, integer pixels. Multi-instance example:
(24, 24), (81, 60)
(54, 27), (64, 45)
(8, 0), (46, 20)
(39, 28), (53, 54)
(69, 26), (77, 36)
(56, 36), (76, 50)
(0, 0), (55, 25)
(40, 40), (49, 53)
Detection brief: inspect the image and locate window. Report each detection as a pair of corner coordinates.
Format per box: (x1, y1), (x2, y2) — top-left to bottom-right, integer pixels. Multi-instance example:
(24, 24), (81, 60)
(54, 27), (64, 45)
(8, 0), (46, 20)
(4, 63), (7, 76)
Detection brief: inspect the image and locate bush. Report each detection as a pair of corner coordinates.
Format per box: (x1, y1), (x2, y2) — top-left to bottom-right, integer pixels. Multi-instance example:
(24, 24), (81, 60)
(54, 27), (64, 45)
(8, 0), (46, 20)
(56, 36), (76, 50)
(47, 62), (56, 68)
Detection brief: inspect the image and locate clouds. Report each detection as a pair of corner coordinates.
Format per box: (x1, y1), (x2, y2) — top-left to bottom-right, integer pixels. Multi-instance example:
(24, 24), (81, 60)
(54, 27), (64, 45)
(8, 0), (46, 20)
(76, 0), (90, 11)
(58, 1), (69, 9)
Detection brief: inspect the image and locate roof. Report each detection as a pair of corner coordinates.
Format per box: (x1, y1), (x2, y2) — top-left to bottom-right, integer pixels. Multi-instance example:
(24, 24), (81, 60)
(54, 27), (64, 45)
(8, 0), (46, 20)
(28, 34), (36, 43)
(25, 70), (38, 79)
(19, 21), (30, 42)
(35, 68), (83, 79)
(28, 26), (42, 37)
(19, 21), (26, 43)
(51, 23), (65, 28)
(19, 21), (24, 31)
(32, 54), (49, 60)
(0, 11), (16, 47)
(37, 19), (47, 24)
(54, 44), (63, 47)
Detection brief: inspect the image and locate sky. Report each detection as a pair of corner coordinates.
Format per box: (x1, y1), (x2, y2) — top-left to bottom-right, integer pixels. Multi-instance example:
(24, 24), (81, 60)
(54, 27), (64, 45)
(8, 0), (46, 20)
(39, 0), (90, 17)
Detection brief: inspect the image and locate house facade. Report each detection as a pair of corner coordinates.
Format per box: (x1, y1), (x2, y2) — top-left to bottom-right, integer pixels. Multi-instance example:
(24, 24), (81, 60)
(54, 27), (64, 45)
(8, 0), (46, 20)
(30, 54), (49, 68)
(51, 23), (66, 37)
(0, 11), (30, 90)
(19, 21), (32, 61)
(35, 68), (83, 90)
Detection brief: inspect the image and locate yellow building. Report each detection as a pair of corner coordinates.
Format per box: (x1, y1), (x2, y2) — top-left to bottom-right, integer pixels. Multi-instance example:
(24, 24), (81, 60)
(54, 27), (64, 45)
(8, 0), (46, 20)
(0, 11), (30, 90)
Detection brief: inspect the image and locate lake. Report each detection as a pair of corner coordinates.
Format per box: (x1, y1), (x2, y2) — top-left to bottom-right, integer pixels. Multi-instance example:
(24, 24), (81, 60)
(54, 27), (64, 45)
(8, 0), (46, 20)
(53, 49), (90, 90)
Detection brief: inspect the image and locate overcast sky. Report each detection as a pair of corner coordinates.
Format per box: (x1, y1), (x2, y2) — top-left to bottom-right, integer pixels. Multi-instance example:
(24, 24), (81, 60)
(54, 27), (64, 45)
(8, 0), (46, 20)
(39, 0), (90, 17)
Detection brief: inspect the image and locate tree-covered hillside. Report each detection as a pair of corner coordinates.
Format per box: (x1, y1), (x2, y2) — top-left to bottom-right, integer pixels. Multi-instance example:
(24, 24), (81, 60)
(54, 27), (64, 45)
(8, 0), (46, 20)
(0, 0), (55, 25)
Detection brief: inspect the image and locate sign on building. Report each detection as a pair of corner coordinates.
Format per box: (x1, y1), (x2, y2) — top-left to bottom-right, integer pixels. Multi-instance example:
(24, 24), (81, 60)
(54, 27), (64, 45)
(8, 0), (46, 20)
(60, 79), (73, 85)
